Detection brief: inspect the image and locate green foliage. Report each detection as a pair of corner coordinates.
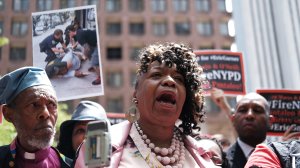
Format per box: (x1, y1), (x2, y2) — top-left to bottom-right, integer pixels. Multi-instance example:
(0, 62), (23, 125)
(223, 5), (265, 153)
(54, 102), (72, 146)
(0, 118), (17, 146)
(0, 103), (71, 146)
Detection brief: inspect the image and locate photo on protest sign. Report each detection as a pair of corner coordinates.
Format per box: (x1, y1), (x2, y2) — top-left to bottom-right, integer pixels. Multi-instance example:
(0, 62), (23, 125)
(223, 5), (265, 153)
(32, 5), (104, 101)
(257, 89), (300, 136)
(195, 50), (246, 95)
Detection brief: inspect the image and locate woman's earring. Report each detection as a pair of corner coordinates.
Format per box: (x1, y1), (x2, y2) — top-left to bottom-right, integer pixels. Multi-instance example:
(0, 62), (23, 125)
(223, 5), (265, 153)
(126, 97), (140, 123)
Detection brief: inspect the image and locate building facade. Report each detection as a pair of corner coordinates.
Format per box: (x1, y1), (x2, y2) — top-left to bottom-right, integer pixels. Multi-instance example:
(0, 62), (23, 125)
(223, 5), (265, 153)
(0, 0), (234, 113)
(233, 0), (300, 92)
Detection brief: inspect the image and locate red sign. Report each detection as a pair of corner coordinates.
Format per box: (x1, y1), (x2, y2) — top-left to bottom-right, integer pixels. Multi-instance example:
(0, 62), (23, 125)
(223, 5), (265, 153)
(194, 50), (246, 95)
(257, 89), (300, 136)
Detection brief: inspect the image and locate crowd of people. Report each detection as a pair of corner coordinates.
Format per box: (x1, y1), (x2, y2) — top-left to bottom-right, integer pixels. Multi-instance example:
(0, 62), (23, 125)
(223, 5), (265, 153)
(0, 42), (299, 168)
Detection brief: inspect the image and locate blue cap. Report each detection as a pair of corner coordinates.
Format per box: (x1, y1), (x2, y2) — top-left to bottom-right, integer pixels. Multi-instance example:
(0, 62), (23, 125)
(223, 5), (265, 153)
(71, 100), (107, 121)
(60, 100), (107, 131)
(0, 67), (53, 105)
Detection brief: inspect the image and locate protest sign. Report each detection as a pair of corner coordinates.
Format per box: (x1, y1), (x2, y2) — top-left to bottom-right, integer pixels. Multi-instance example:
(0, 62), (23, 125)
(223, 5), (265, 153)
(257, 89), (300, 135)
(32, 5), (104, 101)
(195, 50), (245, 95)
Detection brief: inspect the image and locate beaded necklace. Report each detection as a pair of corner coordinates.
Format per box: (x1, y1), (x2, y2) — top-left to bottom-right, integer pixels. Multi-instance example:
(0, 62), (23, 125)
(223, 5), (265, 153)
(134, 122), (186, 168)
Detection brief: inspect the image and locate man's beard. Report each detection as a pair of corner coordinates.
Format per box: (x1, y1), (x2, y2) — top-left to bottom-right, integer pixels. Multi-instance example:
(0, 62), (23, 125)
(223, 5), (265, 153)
(15, 121), (56, 150)
(27, 129), (56, 149)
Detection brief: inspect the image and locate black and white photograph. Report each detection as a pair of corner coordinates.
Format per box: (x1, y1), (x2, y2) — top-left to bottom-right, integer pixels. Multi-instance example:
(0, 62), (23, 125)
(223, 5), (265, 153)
(32, 5), (103, 101)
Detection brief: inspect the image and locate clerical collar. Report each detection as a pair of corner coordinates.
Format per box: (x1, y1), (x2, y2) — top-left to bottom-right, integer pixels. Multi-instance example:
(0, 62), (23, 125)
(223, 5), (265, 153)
(16, 139), (51, 162)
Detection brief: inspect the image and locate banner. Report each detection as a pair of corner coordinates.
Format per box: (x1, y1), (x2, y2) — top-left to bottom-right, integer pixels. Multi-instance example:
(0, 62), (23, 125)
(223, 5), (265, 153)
(257, 89), (300, 135)
(195, 50), (246, 95)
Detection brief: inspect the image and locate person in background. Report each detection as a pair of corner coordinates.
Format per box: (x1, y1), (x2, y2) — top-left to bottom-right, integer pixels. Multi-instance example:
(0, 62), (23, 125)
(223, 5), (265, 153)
(245, 125), (300, 168)
(57, 100), (107, 160)
(226, 93), (271, 168)
(39, 29), (67, 63)
(0, 67), (72, 168)
(212, 134), (232, 152)
(210, 88), (236, 150)
(194, 135), (230, 168)
(74, 42), (218, 167)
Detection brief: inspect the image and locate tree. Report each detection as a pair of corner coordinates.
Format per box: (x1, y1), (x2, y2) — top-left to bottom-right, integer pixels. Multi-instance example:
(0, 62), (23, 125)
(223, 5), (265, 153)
(0, 37), (9, 47)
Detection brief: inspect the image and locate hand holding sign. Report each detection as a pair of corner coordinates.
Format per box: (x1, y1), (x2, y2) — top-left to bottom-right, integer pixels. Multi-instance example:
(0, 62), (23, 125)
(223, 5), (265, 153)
(210, 88), (232, 118)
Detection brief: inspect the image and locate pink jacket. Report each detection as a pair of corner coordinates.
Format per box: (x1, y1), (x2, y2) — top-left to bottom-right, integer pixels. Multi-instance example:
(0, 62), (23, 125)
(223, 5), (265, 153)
(75, 121), (215, 168)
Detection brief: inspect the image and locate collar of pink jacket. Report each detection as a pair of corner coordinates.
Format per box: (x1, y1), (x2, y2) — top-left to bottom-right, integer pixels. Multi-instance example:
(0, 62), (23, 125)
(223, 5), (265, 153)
(74, 121), (216, 168)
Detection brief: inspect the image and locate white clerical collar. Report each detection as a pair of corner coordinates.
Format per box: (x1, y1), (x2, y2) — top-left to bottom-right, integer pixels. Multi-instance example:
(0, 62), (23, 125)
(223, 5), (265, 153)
(237, 138), (255, 159)
(24, 152), (35, 160)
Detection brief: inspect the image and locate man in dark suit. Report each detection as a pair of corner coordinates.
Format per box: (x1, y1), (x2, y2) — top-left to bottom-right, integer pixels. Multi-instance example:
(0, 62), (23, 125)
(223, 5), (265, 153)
(226, 93), (271, 168)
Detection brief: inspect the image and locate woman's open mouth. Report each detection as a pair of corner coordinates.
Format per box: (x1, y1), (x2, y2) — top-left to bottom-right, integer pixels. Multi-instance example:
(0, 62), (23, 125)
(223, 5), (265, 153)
(156, 91), (176, 107)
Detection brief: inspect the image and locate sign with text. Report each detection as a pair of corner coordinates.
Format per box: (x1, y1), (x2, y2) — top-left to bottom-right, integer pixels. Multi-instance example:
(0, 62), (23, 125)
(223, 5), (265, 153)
(195, 50), (246, 95)
(257, 89), (300, 135)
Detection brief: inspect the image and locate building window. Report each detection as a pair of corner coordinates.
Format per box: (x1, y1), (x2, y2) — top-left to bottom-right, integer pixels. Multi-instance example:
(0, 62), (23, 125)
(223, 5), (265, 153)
(83, 0), (98, 5)
(195, 0), (210, 12)
(196, 21), (213, 36)
(173, 0), (188, 12)
(219, 21), (229, 36)
(222, 45), (231, 50)
(217, 0), (226, 12)
(60, 0), (76, 8)
(107, 47), (122, 60)
(10, 47), (26, 61)
(151, 0), (166, 12)
(175, 21), (190, 35)
(0, 0), (4, 10)
(0, 21), (3, 35)
(130, 71), (137, 87)
(36, 0), (52, 11)
(130, 22), (144, 35)
(106, 22), (121, 35)
(199, 45), (214, 50)
(107, 71), (123, 88)
(13, 0), (29, 12)
(153, 21), (167, 36)
(129, 0), (144, 12)
(130, 47), (141, 61)
(107, 97), (123, 113)
(106, 0), (121, 12)
(12, 21), (28, 36)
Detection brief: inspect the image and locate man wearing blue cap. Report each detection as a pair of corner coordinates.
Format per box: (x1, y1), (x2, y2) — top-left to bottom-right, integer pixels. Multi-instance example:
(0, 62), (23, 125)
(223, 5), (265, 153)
(0, 67), (72, 168)
(57, 100), (107, 159)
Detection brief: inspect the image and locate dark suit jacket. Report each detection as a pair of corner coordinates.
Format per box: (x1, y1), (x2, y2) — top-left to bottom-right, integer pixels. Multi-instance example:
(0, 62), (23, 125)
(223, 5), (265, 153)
(226, 142), (247, 168)
(0, 145), (73, 168)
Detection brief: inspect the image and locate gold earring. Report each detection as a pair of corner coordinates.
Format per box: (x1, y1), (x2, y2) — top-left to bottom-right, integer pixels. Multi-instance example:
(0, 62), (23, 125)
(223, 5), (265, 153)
(125, 97), (140, 123)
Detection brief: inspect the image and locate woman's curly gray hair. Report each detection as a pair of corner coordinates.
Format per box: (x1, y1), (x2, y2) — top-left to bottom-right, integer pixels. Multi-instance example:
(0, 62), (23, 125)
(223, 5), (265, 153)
(136, 42), (206, 135)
